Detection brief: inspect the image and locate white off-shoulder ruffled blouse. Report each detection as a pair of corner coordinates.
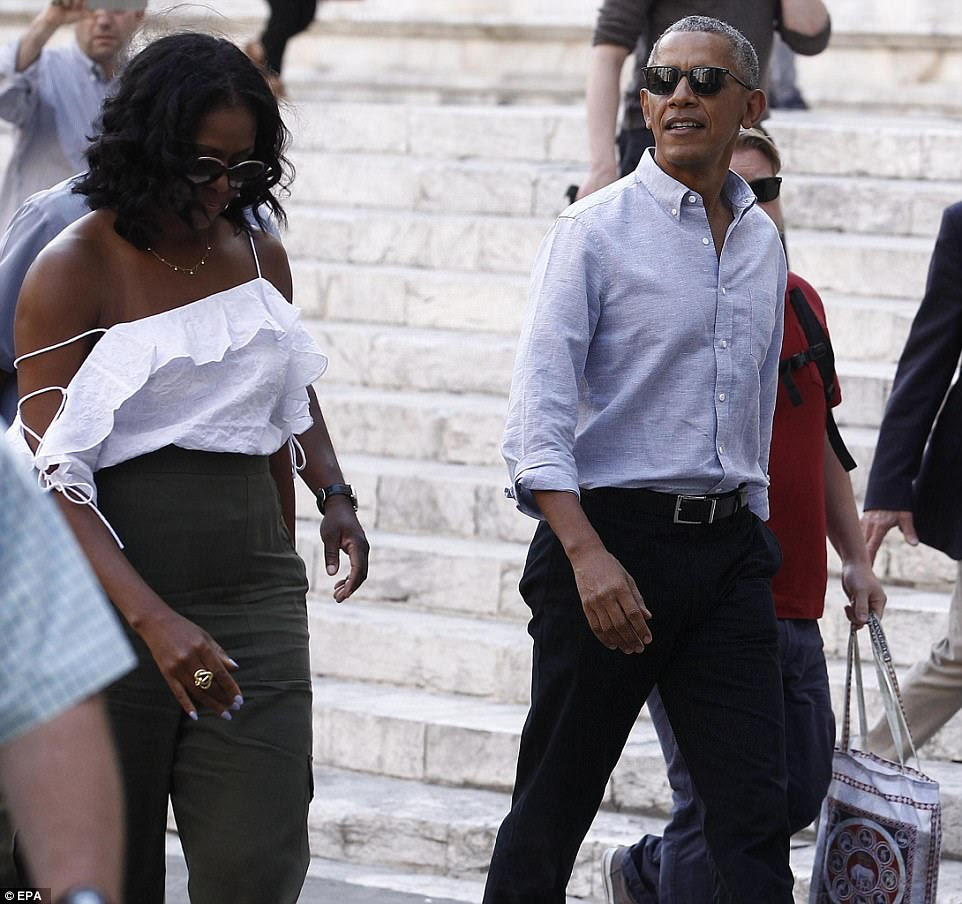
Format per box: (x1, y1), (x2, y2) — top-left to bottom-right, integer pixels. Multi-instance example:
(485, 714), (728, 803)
(5, 234), (328, 545)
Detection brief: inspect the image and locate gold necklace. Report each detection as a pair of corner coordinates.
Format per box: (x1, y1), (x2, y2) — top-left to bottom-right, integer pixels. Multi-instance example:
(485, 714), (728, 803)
(147, 235), (213, 277)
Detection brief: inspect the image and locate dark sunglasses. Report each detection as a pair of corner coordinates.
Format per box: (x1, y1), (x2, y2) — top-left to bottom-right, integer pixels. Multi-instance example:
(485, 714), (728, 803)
(748, 176), (782, 203)
(185, 157), (269, 190)
(643, 65), (752, 96)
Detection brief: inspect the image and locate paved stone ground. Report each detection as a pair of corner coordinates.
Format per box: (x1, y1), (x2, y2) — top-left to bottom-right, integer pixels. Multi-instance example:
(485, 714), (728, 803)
(164, 837), (470, 904)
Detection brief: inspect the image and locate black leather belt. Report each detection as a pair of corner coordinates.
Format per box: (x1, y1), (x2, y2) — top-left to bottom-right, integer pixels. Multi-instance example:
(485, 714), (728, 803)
(598, 485), (750, 524)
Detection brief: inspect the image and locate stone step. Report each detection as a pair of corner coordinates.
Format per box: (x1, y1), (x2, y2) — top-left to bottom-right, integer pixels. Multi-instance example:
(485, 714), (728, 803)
(284, 208), (545, 277)
(289, 102), (962, 186)
(308, 598), (531, 704)
(309, 322), (519, 397)
(298, 525), (530, 624)
(295, 452), (535, 546)
(305, 581), (956, 708)
(291, 259), (923, 370)
(315, 383), (505, 466)
(275, 11), (962, 116)
(288, 145), (958, 239)
(293, 447), (959, 590)
(782, 230), (933, 302)
(306, 321), (906, 423)
(795, 36), (962, 116)
(308, 765), (962, 901)
(783, 174), (957, 239)
(820, 294), (919, 364)
(313, 375), (890, 472)
(766, 113), (962, 184)
(165, 836), (486, 904)
(311, 668), (962, 804)
(285, 208), (934, 299)
(309, 764), (671, 901)
(311, 437), (891, 551)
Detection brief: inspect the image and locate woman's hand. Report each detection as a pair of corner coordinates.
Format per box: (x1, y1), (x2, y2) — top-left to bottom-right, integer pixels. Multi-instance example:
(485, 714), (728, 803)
(139, 609), (243, 720)
(321, 496), (369, 603)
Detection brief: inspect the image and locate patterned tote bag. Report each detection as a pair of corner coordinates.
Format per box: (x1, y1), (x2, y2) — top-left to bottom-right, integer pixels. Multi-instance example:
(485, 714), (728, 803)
(809, 614), (942, 904)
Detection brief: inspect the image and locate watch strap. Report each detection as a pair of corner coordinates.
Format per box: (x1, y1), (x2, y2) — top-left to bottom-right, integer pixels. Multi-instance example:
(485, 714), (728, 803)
(315, 483), (357, 514)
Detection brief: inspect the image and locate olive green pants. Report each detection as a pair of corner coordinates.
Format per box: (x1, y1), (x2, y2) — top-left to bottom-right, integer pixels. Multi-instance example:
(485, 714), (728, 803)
(97, 446), (313, 904)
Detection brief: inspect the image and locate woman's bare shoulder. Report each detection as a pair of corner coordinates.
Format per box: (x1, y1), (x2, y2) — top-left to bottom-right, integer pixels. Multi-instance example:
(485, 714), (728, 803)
(18, 211), (122, 338)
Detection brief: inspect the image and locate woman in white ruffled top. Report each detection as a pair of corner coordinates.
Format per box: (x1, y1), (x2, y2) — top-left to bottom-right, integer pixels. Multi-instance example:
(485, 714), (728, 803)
(10, 33), (369, 904)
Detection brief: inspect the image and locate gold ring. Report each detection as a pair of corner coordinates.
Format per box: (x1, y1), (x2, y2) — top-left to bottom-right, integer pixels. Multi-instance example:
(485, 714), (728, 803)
(193, 668), (214, 690)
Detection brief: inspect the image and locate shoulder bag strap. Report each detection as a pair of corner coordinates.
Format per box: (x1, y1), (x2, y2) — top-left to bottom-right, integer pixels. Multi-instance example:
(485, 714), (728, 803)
(842, 624), (869, 752)
(867, 612), (921, 769)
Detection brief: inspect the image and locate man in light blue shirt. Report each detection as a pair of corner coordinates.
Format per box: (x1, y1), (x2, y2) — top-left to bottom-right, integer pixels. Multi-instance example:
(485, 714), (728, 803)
(0, 1), (144, 227)
(486, 16), (792, 904)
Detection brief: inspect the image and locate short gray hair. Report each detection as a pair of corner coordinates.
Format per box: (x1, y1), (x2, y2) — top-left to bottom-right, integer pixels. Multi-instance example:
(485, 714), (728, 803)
(648, 16), (760, 90)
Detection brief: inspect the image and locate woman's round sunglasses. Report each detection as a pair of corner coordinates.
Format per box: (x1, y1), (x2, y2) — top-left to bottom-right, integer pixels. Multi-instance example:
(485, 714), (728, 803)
(643, 65), (752, 97)
(185, 157), (269, 190)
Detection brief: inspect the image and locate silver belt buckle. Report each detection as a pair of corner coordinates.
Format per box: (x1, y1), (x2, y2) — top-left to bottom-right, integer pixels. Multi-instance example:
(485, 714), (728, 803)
(673, 494), (716, 524)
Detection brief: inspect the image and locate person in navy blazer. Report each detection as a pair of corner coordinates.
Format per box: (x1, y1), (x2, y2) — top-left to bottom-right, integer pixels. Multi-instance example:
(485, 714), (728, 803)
(862, 200), (962, 756)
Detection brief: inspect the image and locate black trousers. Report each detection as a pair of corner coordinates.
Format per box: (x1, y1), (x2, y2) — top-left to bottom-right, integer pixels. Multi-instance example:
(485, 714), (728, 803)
(260, 0), (319, 73)
(482, 490), (794, 904)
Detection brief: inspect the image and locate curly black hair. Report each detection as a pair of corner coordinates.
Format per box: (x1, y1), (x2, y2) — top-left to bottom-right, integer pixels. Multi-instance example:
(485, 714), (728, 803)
(76, 32), (292, 248)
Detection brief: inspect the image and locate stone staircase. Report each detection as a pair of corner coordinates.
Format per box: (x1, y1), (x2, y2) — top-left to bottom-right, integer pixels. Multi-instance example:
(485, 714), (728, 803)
(2, 0), (962, 899)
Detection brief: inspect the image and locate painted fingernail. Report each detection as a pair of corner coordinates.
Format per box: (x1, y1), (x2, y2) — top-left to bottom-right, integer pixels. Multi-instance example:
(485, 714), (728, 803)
(231, 695), (244, 711)
(227, 658), (239, 668)
(327, 564), (337, 575)
(188, 711), (198, 721)
(220, 711), (233, 721)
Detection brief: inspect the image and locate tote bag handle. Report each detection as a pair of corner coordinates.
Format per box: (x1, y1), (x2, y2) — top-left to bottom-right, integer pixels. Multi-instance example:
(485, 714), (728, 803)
(841, 612), (921, 769)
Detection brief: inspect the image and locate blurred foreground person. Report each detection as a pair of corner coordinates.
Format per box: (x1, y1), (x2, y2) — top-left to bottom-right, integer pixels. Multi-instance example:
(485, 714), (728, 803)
(0, 434), (135, 904)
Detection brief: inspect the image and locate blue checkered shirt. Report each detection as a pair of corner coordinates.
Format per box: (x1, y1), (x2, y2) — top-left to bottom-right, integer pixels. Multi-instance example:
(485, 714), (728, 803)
(0, 433), (134, 744)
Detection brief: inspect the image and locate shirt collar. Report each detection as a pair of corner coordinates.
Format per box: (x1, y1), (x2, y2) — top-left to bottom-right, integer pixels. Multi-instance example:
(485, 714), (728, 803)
(69, 41), (110, 84)
(635, 147), (757, 220)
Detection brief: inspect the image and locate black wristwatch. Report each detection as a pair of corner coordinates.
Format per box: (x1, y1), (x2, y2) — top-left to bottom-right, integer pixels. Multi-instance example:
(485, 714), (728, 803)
(55, 889), (111, 904)
(315, 483), (357, 514)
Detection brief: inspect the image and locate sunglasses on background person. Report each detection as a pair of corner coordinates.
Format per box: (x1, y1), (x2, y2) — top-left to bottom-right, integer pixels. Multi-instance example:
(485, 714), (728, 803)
(185, 157), (269, 190)
(747, 176), (782, 203)
(643, 65), (753, 97)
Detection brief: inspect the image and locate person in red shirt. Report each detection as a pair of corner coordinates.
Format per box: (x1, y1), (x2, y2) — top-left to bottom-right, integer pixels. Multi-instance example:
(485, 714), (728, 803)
(602, 127), (887, 904)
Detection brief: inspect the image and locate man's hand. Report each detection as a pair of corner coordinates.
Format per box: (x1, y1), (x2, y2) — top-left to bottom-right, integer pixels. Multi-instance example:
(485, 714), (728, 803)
(44, 0), (90, 27)
(861, 509), (918, 564)
(841, 560), (887, 628)
(17, 1), (90, 71)
(570, 545), (652, 653)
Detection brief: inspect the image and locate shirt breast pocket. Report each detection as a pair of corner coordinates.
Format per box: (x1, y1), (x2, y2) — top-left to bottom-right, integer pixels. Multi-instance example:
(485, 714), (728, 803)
(748, 287), (779, 364)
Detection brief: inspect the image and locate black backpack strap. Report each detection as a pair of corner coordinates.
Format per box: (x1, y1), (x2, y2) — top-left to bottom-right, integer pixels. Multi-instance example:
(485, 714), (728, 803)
(826, 408), (857, 472)
(785, 286), (857, 472)
(778, 358), (803, 406)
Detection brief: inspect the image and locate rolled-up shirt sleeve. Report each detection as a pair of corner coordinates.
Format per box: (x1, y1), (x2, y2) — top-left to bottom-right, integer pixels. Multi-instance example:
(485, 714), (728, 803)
(502, 215), (604, 519)
(0, 40), (39, 127)
(779, 15), (831, 56)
